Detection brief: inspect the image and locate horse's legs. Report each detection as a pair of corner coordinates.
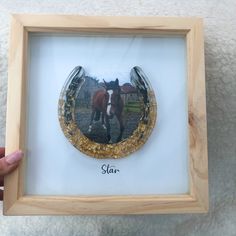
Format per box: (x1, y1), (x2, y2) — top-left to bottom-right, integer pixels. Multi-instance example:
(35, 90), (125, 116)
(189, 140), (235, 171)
(88, 109), (95, 132)
(105, 115), (111, 142)
(116, 113), (124, 142)
(102, 113), (106, 130)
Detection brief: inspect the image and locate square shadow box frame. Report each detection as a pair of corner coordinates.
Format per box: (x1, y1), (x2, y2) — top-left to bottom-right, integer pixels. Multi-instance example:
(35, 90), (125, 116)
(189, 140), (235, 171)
(4, 15), (208, 215)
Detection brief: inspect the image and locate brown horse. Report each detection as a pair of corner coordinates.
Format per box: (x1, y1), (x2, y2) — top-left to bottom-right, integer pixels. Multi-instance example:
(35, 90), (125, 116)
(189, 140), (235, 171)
(88, 78), (124, 143)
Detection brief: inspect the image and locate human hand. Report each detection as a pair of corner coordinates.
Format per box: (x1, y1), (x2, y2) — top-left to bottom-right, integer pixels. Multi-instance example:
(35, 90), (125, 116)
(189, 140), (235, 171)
(0, 148), (24, 200)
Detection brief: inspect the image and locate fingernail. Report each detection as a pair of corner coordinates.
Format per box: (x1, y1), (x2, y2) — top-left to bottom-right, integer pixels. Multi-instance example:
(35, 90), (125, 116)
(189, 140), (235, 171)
(5, 150), (24, 165)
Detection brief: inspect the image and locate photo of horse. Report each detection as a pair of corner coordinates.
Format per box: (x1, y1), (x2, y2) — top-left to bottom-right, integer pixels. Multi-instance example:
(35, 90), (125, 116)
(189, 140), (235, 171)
(74, 75), (143, 144)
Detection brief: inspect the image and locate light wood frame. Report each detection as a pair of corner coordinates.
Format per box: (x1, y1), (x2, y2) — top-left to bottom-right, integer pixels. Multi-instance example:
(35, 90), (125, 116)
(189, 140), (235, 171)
(4, 14), (208, 215)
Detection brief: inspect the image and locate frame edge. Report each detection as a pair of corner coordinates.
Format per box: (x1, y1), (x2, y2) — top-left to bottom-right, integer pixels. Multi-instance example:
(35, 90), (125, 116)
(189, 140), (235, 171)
(3, 15), (27, 215)
(187, 18), (209, 212)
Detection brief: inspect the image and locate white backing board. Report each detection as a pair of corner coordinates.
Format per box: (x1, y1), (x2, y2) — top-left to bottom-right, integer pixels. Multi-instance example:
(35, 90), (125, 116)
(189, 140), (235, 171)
(25, 33), (189, 195)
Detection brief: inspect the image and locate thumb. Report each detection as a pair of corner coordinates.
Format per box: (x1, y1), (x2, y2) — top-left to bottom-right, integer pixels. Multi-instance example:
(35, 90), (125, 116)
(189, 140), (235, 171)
(0, 150), (24, 176)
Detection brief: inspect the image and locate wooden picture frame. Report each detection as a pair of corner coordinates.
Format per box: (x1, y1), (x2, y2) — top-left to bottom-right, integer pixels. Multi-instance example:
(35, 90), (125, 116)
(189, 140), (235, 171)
(4, 14), (208, 215)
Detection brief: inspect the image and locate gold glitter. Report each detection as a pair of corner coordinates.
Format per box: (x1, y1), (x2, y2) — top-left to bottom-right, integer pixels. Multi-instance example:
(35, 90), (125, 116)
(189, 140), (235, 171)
(58, 90), (157, 159)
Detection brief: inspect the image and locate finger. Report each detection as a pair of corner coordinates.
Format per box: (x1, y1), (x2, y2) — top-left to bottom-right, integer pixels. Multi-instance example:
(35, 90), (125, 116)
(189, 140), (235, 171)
(0, 147), (5, 159)
(0, 189), (3, 201)
(0, 150), (24, 176)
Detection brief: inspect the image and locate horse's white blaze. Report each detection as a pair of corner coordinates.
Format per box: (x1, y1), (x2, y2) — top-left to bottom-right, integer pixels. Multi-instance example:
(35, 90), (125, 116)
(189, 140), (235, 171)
(107, 90), (113, 116)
